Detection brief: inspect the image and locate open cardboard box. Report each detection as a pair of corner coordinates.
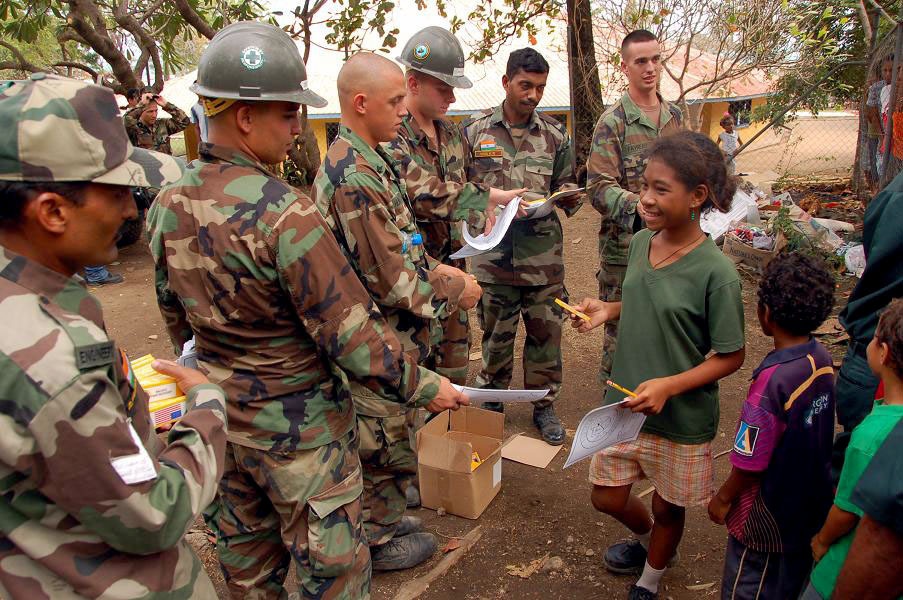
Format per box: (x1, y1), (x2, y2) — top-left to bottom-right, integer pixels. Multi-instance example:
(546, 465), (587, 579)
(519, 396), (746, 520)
(416, 405), (504, 519)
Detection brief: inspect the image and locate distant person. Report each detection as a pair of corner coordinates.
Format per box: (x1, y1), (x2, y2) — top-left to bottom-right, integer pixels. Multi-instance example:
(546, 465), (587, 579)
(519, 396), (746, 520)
(864, 58), (889, 191)
(709, 253), (835, 600)
(802, 298), (903, 600)
(124, 87), (190, 155)
(572, 131), (745, 600)
(716, 114), (743, 175)
(585, 29), (682, 387)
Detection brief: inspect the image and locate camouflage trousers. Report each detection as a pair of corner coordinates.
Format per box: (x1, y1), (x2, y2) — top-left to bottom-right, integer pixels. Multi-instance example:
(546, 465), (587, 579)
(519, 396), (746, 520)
(356, 411), (417, 547)
(210, 433), (370, 600)
(474, 283), (565, 408)
(597, 263), (627, 385)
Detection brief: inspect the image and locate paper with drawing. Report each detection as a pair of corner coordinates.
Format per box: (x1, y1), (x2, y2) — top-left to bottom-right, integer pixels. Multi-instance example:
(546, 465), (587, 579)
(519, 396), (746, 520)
(563, 402), (646, 468)
(450, 197), (521, 259)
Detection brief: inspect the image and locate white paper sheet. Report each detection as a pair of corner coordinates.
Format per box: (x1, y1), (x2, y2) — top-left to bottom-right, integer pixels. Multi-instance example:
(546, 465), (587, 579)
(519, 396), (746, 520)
(563, 402), (646, 468)
(453, 384), (549, 403)
(522, 187), (584, 220)
(450, 196), (522, 259)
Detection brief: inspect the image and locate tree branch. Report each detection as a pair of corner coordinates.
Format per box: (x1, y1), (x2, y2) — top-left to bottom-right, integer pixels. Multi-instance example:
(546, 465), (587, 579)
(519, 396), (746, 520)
(112, 0), (163, 88)
(866, 0), (896, 24)
(67, 0), (139, 88)
(170, 0), (217, 40)
(0, 39), (39, 72)
(52, 61), (99, 79)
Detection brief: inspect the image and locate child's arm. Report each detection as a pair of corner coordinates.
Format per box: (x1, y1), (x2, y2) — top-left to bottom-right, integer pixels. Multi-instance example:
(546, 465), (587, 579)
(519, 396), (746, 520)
(811, 505), (859, 562)
(569, 298), (621, 333)
(737, 136), (744, 147)
(708, 466), (761, 524)
(626, 348), (745, 414)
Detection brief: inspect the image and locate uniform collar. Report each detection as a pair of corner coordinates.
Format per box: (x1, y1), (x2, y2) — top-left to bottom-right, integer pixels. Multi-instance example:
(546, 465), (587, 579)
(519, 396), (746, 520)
(752, 338), (821, 379)
(0, 246), (104, 329)
(620, 91), (672, 128)
(199, 142), (274, 175)
(338, 124), (398, 177)
(491, 102), (541, 131)
(401, 114), (448, 151)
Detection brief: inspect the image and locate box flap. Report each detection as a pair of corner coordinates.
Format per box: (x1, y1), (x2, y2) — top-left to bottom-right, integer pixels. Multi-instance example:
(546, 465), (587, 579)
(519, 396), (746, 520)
(449, 405), (504, 440)
(418, 430), (474, 473)
(501, 434), (562, 469)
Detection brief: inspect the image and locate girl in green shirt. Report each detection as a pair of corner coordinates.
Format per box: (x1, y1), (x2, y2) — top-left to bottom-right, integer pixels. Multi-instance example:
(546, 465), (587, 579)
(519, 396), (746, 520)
(572, 131), (746, 600)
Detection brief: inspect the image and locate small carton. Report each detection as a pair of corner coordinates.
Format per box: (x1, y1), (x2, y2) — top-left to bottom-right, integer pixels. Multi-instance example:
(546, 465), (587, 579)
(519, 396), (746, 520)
(416, 405), (505, 519)
(149, 395), (188, 428)
(722, 230), (786, 273)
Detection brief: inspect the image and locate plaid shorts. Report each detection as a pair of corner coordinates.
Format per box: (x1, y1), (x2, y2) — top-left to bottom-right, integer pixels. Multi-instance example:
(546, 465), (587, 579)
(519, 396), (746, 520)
(588, 432), (714, 507)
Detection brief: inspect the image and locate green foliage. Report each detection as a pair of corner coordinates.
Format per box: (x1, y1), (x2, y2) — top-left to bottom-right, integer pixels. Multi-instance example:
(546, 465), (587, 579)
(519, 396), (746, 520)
(770, 206), (845, 271)
(325, 0), (400, 56)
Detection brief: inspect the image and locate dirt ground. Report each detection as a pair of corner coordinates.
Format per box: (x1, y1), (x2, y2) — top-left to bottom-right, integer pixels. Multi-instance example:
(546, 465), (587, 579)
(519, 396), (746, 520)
(93, 202), (857, 600)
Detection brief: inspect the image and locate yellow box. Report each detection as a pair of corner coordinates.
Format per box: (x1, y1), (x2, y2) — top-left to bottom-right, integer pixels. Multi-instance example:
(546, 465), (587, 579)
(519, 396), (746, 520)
(149, 395), (188, 428)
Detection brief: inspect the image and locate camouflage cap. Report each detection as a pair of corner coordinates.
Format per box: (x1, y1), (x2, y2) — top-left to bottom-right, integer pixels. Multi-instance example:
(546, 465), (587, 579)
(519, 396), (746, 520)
(0, 73), (183, 187)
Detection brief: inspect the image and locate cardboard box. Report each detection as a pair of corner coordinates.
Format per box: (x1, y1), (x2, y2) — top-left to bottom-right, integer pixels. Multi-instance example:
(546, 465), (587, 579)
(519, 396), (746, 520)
(722, 230), (786, 273)
(149, 395), (188, 428)
(416, 406), (504, 519)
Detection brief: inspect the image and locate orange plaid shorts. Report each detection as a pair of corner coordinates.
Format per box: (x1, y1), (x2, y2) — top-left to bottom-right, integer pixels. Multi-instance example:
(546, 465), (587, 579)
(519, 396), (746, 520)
(588, 432), (714, 507)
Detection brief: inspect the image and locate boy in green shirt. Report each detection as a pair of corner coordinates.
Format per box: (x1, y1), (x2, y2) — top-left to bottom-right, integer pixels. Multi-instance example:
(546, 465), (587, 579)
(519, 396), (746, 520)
(803, 298), (903, 599)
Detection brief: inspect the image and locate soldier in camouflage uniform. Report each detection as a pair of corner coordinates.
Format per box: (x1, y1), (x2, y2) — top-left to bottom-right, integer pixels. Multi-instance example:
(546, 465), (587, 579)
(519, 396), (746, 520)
(313, 53), (481, 572)
(387, 27), (525, 386)
(463, 48), (581, 446)
(123, 87), (190, 155)
(585, 30), (682, 384)
(147, 23), (465, 599)
(0, 73), (227, 599)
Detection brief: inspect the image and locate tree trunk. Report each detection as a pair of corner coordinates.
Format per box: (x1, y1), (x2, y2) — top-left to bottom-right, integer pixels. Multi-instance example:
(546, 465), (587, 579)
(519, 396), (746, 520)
(566, 0), (603, 185)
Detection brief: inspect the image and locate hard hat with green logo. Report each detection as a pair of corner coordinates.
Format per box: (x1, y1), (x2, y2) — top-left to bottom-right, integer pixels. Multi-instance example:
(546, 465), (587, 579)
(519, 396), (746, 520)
(397, 26), (472, 89)
(191, 21), (327, 107)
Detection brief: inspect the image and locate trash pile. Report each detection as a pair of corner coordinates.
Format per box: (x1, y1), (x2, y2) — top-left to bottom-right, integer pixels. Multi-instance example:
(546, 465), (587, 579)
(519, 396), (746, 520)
(702, 184), (864, 277)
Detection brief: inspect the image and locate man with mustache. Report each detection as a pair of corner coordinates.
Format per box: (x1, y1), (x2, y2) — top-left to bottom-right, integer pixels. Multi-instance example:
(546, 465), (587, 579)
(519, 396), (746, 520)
(313, 52), (479, 572)
(586, 29), (683, 389)
(462, 48), (581, 446)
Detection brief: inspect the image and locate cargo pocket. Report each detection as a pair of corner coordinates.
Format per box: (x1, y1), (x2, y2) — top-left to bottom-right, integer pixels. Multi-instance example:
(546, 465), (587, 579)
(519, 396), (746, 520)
(306, 467), (364, 579)
(525, 162), (553, 192)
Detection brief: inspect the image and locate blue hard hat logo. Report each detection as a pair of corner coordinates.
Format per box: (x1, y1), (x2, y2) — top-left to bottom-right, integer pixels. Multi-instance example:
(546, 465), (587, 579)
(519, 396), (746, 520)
(240, 46), (265, 70)
(413, 44), (430, 61)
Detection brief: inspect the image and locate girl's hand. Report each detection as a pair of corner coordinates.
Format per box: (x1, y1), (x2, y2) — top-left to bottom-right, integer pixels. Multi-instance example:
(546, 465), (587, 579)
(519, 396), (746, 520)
(811, 533), (830, 562)
(624, 377), (674, 415)
(707, 494), (731, 525)
(570, 298), (612, 333)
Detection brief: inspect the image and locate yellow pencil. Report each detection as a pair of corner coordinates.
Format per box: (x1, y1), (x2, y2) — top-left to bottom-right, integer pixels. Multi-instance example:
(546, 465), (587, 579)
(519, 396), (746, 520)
(555, 298), (590, 322)
(605, 379), (638, 398)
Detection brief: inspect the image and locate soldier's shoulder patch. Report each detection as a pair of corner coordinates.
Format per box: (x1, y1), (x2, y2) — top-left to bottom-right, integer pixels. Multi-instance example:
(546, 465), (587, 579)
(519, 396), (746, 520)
(75, 341), (115, 370)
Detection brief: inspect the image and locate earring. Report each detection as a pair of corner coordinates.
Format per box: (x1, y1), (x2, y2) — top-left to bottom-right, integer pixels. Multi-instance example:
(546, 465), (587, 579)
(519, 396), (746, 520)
(690, 209), (696, 221)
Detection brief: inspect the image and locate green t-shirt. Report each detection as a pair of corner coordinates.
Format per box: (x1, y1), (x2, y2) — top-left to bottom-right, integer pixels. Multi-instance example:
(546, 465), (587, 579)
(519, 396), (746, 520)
(810, 402), (903, 599)
(606, 228), (745, 443)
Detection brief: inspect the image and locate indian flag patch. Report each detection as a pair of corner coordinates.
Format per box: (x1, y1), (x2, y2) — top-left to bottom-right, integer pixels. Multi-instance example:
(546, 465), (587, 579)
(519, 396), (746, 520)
(474, 138), (503, 158)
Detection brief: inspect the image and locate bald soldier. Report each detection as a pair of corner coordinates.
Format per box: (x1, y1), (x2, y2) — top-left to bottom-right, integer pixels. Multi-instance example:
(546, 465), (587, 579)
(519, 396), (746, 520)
(0, 74), (227, 598)
(148, 24), (466, 599)
(313, 53), (481, 571)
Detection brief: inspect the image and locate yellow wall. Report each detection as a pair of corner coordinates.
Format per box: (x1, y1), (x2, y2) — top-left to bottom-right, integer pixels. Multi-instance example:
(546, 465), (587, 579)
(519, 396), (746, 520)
(700, 97), (768, 143)
(309, 110), (572, 157)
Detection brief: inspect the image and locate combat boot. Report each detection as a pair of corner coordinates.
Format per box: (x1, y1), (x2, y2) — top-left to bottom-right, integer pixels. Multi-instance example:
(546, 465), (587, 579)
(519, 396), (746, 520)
(406, 484), (421, 508)
(533, 405), (564, 445)
(394, 515), (423, 538)
(481, 401), (504, 414)
(371, 532), (438, 571)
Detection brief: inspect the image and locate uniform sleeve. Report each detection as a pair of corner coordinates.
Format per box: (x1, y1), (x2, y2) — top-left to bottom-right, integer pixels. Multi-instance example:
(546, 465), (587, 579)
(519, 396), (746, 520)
(585, 116), (639, 225)
(162, 102), (190, 135)
(146, 201), (192, 354)
(730, 378), (786, 472)
(30, 371), (227, 555)
(851, 419), (903, 535)
(551, 128), (582, 217)
(122, 105), (142, 129)
(326, 171), (465, 318)
(707, 278), (745, 353)
(272, 200), (441, 408)
(386, 135), (489, 227)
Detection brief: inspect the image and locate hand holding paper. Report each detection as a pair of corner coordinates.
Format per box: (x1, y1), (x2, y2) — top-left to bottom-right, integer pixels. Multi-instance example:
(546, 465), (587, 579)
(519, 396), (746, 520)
(451, 196), (522, 259)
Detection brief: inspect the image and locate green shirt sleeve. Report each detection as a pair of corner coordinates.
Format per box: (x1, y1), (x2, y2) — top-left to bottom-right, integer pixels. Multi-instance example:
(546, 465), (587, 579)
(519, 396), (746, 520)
(706, 278), (745, 354)
(835, 433), (872, 517)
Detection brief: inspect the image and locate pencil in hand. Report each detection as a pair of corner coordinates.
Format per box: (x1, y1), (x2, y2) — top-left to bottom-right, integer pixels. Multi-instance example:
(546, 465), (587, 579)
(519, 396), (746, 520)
(605, 379), (638, 398)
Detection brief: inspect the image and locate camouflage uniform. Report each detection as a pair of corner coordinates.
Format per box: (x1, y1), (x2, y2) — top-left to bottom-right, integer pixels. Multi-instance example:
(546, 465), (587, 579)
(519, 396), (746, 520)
(0, 73), (225, 599)
(462, 105), (580, 408)
(585, 92), (682, 381)
(123, 101), (190, 155)
(314, 125), (465, 546)
(149, 141), (442, 598)
(386, 114), (490, 384)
